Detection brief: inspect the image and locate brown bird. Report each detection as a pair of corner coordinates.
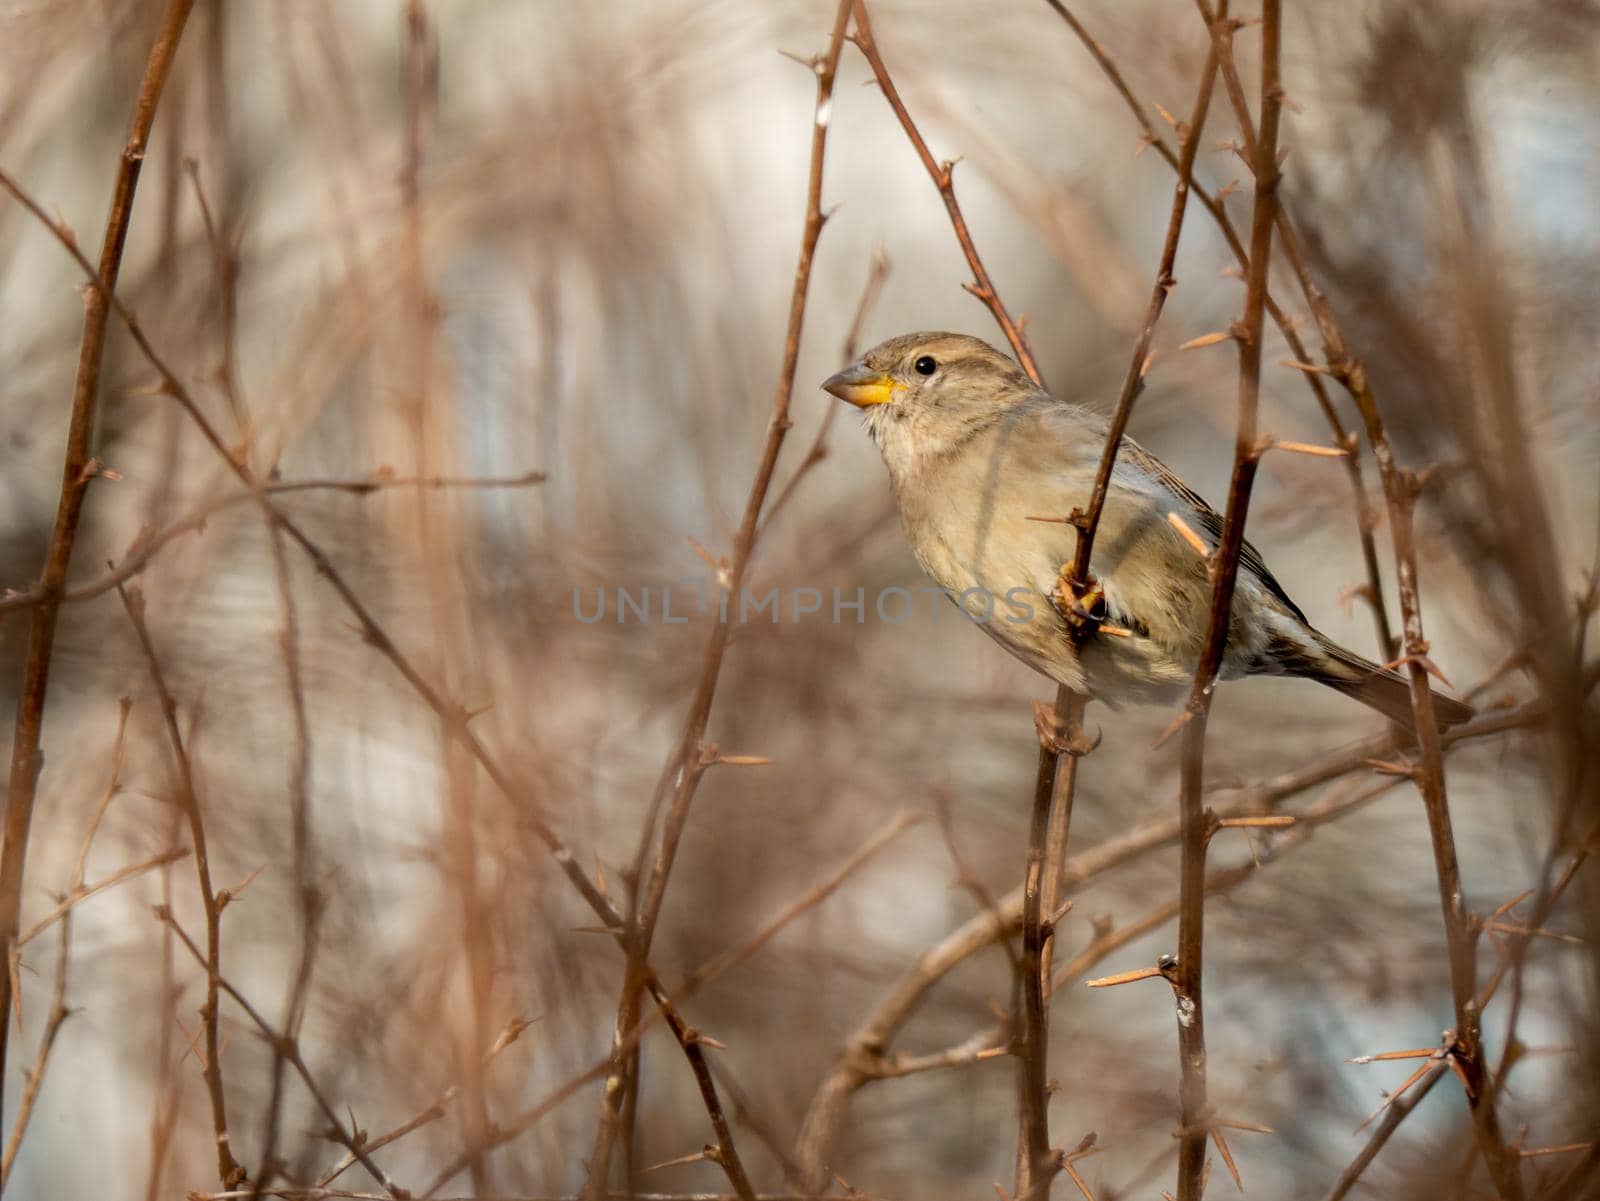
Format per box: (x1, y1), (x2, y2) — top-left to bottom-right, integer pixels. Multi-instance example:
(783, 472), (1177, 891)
(823, 331), (1473, 729)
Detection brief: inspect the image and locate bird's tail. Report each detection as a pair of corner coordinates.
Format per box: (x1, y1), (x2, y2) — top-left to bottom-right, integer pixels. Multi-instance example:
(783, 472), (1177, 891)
(1275, 628), (1474, 732)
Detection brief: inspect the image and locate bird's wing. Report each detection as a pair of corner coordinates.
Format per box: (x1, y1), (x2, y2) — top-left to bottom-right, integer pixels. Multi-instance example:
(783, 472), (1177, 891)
(1119, 437), (1309, 625)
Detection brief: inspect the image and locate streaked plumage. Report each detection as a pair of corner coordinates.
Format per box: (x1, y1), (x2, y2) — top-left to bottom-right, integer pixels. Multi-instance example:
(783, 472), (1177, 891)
(823, 332), (1472, 729)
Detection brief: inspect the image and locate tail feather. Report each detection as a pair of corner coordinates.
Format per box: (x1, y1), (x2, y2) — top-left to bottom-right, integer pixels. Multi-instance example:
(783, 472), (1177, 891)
(1276, 629), (1474, 732)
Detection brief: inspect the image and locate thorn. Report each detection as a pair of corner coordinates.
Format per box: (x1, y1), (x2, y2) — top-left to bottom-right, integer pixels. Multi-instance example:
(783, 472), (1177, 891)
(1211, 1125), (1243, 1191)
(644, 1147), (710, 1173)
(1215, 815), (1295, 829)
(716, 754), (775, 767)
(1365, 755), (1418, 779)
(1264, 437), (1347, 459)
(1086, 964), (1164, 988)
(1152, 707), (1193, 751)
(1381, 652), (1454, 688)
(1215, 1116), (1274, 1134)
(227, 865), (263, 900)
(1179, 330), (1234, 351)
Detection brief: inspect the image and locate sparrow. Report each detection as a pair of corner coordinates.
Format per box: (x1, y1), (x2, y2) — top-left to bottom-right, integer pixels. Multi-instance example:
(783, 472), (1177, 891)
(822, 331), (1472, 729)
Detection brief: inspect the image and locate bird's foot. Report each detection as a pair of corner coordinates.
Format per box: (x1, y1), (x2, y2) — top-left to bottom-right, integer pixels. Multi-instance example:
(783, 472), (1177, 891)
(1052, 571), (1106, 639)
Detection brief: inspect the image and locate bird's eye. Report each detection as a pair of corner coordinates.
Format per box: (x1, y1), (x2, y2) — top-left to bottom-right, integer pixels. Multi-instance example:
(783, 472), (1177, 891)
(914, 355), (938, 376)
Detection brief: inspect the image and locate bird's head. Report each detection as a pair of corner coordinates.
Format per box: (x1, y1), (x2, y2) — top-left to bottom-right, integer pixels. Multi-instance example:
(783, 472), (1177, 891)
(822, 332), (1038, 479)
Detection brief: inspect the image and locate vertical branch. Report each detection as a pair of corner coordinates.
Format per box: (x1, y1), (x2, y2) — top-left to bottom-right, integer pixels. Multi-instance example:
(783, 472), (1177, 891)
(187, 154), (323, 1200)
(0, 700), (130, 1186)
(143, 803), (184, 1201)
(1035, 18), (1226, 1197)
(0, 0), (196, 1125)
(116, 584), (246, 1189)
(843, 7), (1093, 1194)
(1173, 4), (1282, 1200)
(584, 4), (855, 1197)
(1196, 8), (1524, 1193)
(1058, 5), (1221, 595)
(1042, 0), (1396, 659)
(398, 2), (498, 1192)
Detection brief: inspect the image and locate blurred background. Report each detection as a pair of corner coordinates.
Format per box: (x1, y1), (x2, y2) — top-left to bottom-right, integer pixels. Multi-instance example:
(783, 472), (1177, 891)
(1, 1), (1597, 1198)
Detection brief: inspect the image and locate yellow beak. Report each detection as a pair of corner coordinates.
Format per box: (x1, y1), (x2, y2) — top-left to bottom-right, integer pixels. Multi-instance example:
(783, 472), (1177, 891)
(822, 362), (899, 407)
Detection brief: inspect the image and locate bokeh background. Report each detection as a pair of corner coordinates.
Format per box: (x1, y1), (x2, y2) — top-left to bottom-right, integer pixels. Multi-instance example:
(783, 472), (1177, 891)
(1, 1), (1597, 1198)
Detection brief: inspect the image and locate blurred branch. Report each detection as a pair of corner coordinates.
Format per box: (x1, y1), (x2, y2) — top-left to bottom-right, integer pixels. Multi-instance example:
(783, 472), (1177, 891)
(318, 1016), (533, 1188)
(13, 845), (187, 950)
(0, 471), (545, 616)
(848, 0), (1042, 386)
(588, 7), (856, 1195)
(117, 582), (246, 1188)
(759, 247), (890, 538)
(1324, 816), (1597, 1200)
(0, 699), (130, 1186)
(0, 0), (197, 1134)
(844, 7), (1075, 1191)
(681, 808), (920, 995)
(158, 909), (408, 1198)
(0, 151), (753, 1201)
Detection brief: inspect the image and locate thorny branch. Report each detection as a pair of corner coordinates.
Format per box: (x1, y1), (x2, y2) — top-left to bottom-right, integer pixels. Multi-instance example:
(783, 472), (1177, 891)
(0, 138), (734, 1201)
(844, 5), (1076, 1193)
(587, 7), (855, 1196)
(117, 584), (246, 1187)
(1192, 0), (1524, 1191)
(0, 700), (131, 1187)
(0, 0), (197, 1135)
(795, 697), (1544, 1176)
(1171, 6), (1282, 1198)
(1041, 0), (1396, 658)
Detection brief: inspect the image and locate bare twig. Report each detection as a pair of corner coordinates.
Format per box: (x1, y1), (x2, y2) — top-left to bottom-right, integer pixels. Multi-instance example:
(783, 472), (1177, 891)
(1059, 3), (1222, 599)
(1173, 8), (1281, 1195)
(795, 699), (1539, 1177)
(848, 0), (1042, 385)
(0, 146), (744, 1201)
(0, 699), (131, 1185)
(1039, 0), (1395, 658)
(844, 8), (1079, 1191)
(1322, 817), (1598, 1200)
(1192, 2), (1522, 1191)
(157, 909), (408, 1197)
(0, 470), (545, 616)
(0, 0), (197, 1131)
(117, 583), (246, 1187)
(586, 6), (855, 1197)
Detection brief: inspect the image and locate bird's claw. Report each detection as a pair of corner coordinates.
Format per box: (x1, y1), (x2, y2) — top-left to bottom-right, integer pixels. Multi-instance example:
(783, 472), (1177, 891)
(1052, 572), (1106, 639)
